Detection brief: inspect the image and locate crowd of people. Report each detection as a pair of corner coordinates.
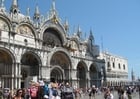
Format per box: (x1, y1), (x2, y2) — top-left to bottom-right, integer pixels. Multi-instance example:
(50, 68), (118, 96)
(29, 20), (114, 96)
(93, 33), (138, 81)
(0, 80), (139, 99)
(0, 80), (76, 99)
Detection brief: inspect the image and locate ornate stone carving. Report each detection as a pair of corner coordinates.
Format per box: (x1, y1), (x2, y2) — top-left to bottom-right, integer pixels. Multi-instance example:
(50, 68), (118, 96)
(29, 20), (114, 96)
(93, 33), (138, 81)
(0, 19), (9, 31)
(17, 25), (33, 37)
(43, 32), (62, 47)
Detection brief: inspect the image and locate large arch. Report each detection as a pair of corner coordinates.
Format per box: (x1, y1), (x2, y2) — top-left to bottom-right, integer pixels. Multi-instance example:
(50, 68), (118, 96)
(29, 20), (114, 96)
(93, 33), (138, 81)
(0, 48), (15, 88)
(20, 51), (42, 88)
(50, 51), (71, 83)
(17, 22), (37, 38)
(77, 61), (88, 88)
(89, 63), (99, 87)
(41, 20), (67, 47)
(43, 28), (63, 47)
(0, 14), (12, 32)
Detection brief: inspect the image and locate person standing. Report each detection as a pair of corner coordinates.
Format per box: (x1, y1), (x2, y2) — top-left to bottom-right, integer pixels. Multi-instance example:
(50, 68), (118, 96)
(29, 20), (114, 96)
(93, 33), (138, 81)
(62, 82), (74, 99)
(120, 90), (127, 99)
(89, 85), (96, 99)
(29, 84), (39, 99)
(104, 88), (113, 99)
(13, 89), (23, 99)
(126, 87), (132, 99)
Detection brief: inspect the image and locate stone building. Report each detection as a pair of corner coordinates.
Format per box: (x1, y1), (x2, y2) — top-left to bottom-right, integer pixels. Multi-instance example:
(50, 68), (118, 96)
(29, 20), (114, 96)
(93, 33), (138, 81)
(99, 51), (128, 86)
(0, 0), (105, 89)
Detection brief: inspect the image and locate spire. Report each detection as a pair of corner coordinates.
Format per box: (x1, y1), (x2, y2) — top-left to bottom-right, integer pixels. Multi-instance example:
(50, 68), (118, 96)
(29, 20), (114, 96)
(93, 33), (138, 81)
(89, 29), (94, 39)
(77, 25), (82, 38)
(0, 0), (5, 8)
(88, 29), (95, 44)
(0, 0), (5, 11)
(64, 19), (69, 32)
(131, 68), (135, 81)
(49, 0), (59, 22)
(13, 0), (17, 6)
(33, 4), (40, 20)
(51, 0), (57, 16)
(10, 0), (19, 14)
(52, 0), (55, 11)
(33, 4), (40, 27)
(26, 7), (30, 16)
(25, 7), (30, 20)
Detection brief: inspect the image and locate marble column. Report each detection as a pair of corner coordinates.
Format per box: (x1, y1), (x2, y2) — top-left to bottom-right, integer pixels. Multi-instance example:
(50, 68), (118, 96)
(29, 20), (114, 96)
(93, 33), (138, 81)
(13, 62), (21, 89)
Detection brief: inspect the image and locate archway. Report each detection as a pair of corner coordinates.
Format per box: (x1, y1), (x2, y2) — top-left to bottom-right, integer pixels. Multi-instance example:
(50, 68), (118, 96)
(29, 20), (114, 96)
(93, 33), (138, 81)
(77, 61), (87, 88)
(89, 64), (98, 87)
(43, 28), (63, 47)
(21, 52), (40, 88)
(50, 67), (64, 83)
(0, 49), (14, 88)
(50, 51), (71, 83)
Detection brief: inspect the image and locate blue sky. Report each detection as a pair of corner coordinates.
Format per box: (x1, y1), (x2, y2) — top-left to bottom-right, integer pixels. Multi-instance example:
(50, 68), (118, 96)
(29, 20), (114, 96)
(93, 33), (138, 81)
(5, 0), (140, 79)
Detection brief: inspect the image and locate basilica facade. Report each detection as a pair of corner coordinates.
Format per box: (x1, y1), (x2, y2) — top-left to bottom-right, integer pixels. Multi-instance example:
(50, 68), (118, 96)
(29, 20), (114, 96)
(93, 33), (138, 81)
(0, 0), (105, 89)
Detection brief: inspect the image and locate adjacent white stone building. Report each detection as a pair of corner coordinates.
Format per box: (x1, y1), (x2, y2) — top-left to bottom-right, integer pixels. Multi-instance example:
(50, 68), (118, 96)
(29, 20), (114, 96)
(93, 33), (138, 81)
(99, 51), (128, 86)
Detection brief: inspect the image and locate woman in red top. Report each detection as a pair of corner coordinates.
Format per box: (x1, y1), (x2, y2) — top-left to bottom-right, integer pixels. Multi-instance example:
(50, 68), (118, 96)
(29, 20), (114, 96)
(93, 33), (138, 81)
(30, 85), (39, 99)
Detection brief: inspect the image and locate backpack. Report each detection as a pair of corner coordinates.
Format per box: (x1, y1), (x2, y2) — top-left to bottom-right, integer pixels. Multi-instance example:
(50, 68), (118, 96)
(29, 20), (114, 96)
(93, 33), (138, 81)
(52, 89), (58, 97)
(43, 85), (49, 96)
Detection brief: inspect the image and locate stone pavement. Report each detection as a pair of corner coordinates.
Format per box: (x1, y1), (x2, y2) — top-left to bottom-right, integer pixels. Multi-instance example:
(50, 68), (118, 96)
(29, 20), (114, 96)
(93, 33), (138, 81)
(79, 91), (140, 99)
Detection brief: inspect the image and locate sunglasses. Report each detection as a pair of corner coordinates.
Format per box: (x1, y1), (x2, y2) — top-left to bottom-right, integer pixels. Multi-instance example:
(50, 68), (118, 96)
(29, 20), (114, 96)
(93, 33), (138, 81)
(19, 91), (22, 93)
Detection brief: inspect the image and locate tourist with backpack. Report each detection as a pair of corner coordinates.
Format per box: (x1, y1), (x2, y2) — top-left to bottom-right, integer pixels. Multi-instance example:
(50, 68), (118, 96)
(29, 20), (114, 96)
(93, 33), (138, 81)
(61, 82), (74, 99)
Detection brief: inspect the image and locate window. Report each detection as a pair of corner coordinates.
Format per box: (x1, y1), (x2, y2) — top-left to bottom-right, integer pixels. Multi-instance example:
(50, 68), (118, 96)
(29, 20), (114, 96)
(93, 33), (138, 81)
(118, 63), (121, 69)
(123, 64), (125, 70)
(113, 62), (115, 68)
(107, 62), (110, 68)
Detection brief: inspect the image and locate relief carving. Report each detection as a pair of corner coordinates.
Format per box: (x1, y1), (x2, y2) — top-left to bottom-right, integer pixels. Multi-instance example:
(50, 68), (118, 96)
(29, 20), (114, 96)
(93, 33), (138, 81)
(0, 19), (9, 31)
(17, 25), (33, 37)
(44, 33), (61, 47)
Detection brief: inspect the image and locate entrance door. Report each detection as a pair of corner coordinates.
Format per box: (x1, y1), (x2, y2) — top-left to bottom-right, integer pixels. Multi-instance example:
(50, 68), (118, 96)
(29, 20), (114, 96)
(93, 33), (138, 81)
(50, 67), (64, 83)
(21, 52), (40, 88)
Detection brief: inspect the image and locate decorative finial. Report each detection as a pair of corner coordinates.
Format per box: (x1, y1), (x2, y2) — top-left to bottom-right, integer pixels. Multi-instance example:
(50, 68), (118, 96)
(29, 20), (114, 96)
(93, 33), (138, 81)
(49, 0), (59, 21)
(0, 0), (6, 12)
(0, 0), (5, 8)
(52, 0), (55, 11)
(10, 0), (19, 14)
(26, 7), (30, 16)
(51, 0), (57, 16)
(89, 29), (95, 44)
(13, 0), (18, 7)
(33, 4), (40, 20)
(77, 25), (82, 38)
(64, 19), (69, 32)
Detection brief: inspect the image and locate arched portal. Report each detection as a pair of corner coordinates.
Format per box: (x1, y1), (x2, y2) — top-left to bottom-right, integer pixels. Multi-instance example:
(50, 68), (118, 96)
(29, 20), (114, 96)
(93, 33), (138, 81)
(0, 49), (14, 88)
(50, 67), (64, 83)
(77, 61), (87, 88)
(50, 51), (71, 83)
(21, 52), (41, 88)
(89, 64), (98, 87)
(43, 28), (63, 47)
